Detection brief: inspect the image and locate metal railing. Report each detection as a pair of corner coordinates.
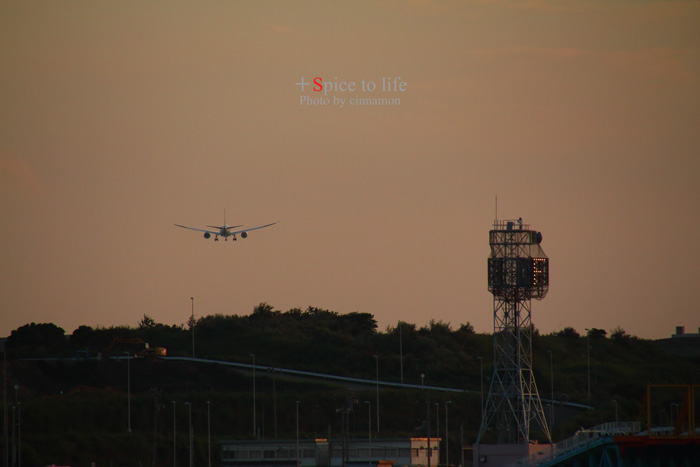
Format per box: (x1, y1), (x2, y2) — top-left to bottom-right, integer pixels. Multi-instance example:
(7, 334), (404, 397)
(521, 421), (641, 466)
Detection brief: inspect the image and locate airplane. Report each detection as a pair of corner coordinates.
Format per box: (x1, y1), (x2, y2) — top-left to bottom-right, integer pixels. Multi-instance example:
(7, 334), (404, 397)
(175, 214), (276, 242)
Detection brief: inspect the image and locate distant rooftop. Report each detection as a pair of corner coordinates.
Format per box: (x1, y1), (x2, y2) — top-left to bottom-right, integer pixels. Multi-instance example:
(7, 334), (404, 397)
(672, 326), (700, 338)
(654, 327), (700, 357)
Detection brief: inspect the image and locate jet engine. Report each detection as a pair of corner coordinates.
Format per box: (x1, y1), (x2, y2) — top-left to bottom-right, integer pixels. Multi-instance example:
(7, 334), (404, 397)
(241, 232), (248, 239)
(203, 232), (211, 239)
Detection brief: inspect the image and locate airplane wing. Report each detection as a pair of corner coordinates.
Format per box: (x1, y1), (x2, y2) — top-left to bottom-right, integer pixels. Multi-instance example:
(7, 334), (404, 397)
(174, 224), (220, 236)
(228, 222), (277, 236)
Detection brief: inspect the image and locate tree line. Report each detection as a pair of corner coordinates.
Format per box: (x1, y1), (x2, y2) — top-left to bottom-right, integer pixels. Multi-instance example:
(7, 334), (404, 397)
(5, 303), (695, 409)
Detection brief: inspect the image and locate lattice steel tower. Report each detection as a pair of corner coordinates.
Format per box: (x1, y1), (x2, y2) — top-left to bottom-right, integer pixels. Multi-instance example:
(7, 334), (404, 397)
(476, 218), (551, 445)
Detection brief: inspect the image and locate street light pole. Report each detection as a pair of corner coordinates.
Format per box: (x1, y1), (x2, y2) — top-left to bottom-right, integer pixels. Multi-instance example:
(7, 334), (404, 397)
(399, 323), (404, 384)
(445, 401), (451, 467)
(10, 406), (15, 467)
(296, 400), (301, 467)
(126, 353), (132, 433)
(365, 401), (371, 467)
(373, 355), (379, 433)
(191, 297), (195, 358)
(171, 401), (176, 467)
(426, 398), (431, 467)
(477, 356), (484, 425)
(185, 402), (192, 467)
(460, 425), (464, 467)
(547, 350), (554, 435)
(585, 329), (591, 406)
(207, 401), (212, 467)
(16, 403), (20, 467)
(434, 403), (440, 467)
(3, 348), (7, 467)
(250, 353), (256, 438)
(272, 368), (278, 438)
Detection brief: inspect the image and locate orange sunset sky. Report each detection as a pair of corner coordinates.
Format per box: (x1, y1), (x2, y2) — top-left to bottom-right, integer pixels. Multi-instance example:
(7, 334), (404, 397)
(2, 1), (699, 339)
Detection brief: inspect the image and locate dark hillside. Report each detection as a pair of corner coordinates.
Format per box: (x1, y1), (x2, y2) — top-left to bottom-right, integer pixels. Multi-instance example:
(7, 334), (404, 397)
(3, 306), (699, 465)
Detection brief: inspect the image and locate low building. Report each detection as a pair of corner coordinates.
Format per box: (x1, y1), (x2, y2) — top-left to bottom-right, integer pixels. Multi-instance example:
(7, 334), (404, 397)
(221, 437), (441, 467)
(654, 326), (700, 356)
(672, 326), (700, 338)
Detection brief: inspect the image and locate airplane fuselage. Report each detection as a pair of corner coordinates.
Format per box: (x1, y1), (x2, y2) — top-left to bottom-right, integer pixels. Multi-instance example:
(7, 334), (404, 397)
(217, 225), (237, 240)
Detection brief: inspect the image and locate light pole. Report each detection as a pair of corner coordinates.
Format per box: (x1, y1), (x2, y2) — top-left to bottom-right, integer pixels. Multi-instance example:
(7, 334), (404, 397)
(250, 353), (256, 438)
(460, 425), (465, 467)
(612, 400), (618, 424)
(364, 401), (372, 467)
(191, 297), (195, 358)
(373, 355), (379, 433)
(296, 400), (301, 467)
(3, 348), (7, 467)
(434, 403), (440, 467)
(12, 385), (17, 467)
(185, 402), (192, 467)
(16, 402), (20, 467)
(207, 401), (212, 467)
(426, 398), (431, 467)
(171, 401), (176, 467)
(10, 406), (15, 467)
(399, 323), (404, 384)
(445, 401), (451, 467)
(270, 368), (278, 438)
(434, 402), (440, 438)
(476, 356), (484, 424)
(125, 353), (132, 433)
(585, 329), (590, 406)
(547, 349), (554, 436)
(421, 373), (425, 390)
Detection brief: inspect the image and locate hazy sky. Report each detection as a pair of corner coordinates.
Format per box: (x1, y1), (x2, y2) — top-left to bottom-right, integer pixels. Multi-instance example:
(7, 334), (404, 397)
(2, 1), (699, 340)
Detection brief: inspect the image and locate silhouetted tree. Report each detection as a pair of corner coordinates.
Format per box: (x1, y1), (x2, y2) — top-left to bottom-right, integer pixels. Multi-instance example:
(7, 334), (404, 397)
(6, 322), (66, 355)
(339, 312), (377, 335)
(556, 327), (580, 339)
(68, 325), (95, 349)
(138, 313), (157, 329)
(611, 326), (630, 342)
(456, 322), (475, 336)
(587, 328), (607, 339)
